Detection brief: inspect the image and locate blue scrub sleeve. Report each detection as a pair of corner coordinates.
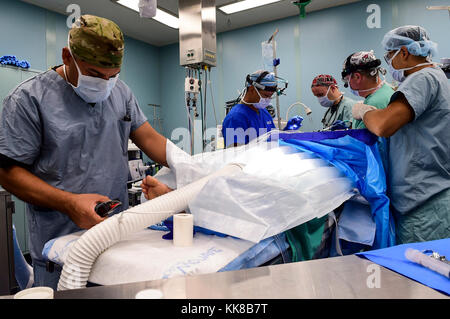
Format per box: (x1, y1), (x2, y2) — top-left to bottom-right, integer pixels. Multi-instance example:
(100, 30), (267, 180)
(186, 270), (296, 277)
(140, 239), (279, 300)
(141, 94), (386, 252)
(127, 93), (148, 132)
(394, 71), (436, 120)
(222, 115), (249, 147)
(0, 94), (41, 165)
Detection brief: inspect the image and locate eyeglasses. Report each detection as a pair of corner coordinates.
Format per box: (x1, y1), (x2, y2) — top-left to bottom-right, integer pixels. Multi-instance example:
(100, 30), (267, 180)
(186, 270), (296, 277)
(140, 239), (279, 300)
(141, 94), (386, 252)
(259, 90), (275, 98)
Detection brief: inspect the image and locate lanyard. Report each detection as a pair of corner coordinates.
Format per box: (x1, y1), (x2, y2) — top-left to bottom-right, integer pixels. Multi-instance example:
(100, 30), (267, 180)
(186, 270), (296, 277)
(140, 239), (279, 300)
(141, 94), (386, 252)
(321, 97), (342, 127)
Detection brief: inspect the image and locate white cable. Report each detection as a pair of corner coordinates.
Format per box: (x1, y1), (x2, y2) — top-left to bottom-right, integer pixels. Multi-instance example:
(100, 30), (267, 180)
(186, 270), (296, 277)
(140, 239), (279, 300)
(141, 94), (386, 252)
(286, 102), (312, 121)
(207, 76), (218, 127)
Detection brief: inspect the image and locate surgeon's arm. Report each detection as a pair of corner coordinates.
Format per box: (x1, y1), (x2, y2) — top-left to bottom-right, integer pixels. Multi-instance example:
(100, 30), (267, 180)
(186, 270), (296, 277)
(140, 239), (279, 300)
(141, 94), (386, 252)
(362, 94), (415, 137)
(0, 164), (108, 229)
(131, 122), (172, 200)
(130, 121), (168, 167)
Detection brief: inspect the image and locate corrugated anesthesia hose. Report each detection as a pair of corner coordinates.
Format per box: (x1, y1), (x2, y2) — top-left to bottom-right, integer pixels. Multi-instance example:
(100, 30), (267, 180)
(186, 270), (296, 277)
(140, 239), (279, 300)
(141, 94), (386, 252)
(57, 163), (244, 291)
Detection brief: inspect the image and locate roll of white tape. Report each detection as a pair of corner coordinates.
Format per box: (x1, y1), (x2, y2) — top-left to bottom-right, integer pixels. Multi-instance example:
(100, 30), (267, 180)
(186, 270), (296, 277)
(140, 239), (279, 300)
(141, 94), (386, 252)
(14, 287), (54, 299)
(173, 213), (194, 247)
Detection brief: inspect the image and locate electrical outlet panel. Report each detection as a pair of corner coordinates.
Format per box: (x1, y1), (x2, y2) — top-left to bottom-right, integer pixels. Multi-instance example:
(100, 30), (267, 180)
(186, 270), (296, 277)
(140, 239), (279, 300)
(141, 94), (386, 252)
(185, 77), (200, 93)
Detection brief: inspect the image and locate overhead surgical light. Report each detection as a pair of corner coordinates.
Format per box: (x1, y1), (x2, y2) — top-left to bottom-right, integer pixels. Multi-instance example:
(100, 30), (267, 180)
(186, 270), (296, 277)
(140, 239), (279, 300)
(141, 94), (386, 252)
(218, 0), (282, 14)
(116, 0), (180, 29)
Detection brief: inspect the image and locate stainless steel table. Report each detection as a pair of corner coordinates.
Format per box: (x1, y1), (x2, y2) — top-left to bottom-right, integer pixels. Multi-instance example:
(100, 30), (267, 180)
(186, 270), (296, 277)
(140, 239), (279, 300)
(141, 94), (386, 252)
(48, 255), (447, 299)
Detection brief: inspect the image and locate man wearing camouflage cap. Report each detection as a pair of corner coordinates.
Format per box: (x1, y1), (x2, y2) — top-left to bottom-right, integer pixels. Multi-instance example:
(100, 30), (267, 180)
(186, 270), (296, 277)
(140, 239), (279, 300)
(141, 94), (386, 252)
(341, 50), (394, 129)
(0, 15), (169, 288)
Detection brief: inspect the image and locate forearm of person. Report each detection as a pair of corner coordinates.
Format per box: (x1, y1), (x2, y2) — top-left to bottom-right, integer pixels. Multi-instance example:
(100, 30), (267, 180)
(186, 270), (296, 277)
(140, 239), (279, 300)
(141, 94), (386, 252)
(0, 165), (74, 213)
(131, 122), (168, 167)
(363, 109), (395, 137)
(364, 96), (414, 138)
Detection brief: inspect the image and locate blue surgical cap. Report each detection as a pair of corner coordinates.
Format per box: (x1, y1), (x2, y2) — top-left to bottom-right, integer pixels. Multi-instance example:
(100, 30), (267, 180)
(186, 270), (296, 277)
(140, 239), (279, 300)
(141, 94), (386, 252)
(381, 25), (438, 58)
(246, 70), (277, 88)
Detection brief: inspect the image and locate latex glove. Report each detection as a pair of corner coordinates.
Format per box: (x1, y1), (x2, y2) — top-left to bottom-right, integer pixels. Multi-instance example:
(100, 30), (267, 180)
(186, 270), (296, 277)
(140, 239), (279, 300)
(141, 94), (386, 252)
(141, 175), (173, 200)
(352, 102), (377, 120)
(283, 116), (304, 131)
(329, 120), (351, 131)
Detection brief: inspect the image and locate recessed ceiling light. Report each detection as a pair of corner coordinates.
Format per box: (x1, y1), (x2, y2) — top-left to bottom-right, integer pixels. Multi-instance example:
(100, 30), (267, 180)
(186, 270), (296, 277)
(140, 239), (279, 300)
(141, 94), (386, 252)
(426, 6), (450, 10)
(116, 0), (179, 29)
(219, 0), (282, 15)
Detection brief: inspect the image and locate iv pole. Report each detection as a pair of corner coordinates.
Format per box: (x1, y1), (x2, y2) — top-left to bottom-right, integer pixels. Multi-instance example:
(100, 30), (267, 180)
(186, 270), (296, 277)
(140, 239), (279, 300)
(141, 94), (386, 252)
(267, 29), (282, 130)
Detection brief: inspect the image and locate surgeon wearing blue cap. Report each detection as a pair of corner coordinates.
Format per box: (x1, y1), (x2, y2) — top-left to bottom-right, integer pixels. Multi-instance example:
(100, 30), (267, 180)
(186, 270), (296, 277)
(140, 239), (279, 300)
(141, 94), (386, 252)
(352, 25), (450, 244)
(222, 70), (278, 147)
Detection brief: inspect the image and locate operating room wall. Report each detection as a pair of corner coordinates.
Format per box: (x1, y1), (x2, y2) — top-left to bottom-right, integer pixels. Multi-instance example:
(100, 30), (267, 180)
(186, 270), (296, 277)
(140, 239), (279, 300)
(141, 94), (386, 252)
(0, 0), (161, 123)
(159, 0), (450, 139)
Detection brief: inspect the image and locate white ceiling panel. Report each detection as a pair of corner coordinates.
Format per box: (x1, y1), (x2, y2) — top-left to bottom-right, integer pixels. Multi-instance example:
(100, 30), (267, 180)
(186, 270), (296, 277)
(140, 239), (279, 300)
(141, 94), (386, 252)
(20, 0), (361, 46)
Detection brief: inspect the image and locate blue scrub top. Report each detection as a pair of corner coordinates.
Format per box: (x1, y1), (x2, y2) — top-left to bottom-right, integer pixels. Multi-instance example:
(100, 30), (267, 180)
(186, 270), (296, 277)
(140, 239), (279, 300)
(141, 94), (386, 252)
(0, 68), (148, 264)
(387, 66), (450, 214)
(221, 103), (275, 147)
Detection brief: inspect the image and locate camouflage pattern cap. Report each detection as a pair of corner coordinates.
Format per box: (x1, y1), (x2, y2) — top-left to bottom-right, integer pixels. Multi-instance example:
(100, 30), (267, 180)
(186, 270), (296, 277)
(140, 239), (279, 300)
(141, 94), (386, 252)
(311, 74), (337, 88)
(69, 15), (124, 68)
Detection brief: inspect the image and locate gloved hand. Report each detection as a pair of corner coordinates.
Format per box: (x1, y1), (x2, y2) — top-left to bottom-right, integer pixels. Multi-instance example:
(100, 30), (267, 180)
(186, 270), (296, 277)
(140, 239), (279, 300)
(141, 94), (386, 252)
(352, 102), (377, 120)
(283, 115), (304, 131)
(329, 120), (351, 131)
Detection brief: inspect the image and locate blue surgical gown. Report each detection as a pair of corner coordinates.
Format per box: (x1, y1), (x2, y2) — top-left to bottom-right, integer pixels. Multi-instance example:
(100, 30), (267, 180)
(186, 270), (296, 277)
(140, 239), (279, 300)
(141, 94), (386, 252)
(222, 103), (275, 147)
(0, 68), (147, 266)
(387, 66), (450, 214)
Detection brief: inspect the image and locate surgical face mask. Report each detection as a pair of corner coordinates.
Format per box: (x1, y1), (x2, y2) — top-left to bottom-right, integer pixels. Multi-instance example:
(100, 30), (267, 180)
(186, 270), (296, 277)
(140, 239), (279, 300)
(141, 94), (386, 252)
(345, 75), (360, 96)
(254, 88), (272, 109)
(317, 86), (338, 108)
(254, 98), (271, 109)
(386, 49), (433, 83)
(241, 86), (273, 109)
(347, 74), (384, 96)
(65, 45), (119, 103)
